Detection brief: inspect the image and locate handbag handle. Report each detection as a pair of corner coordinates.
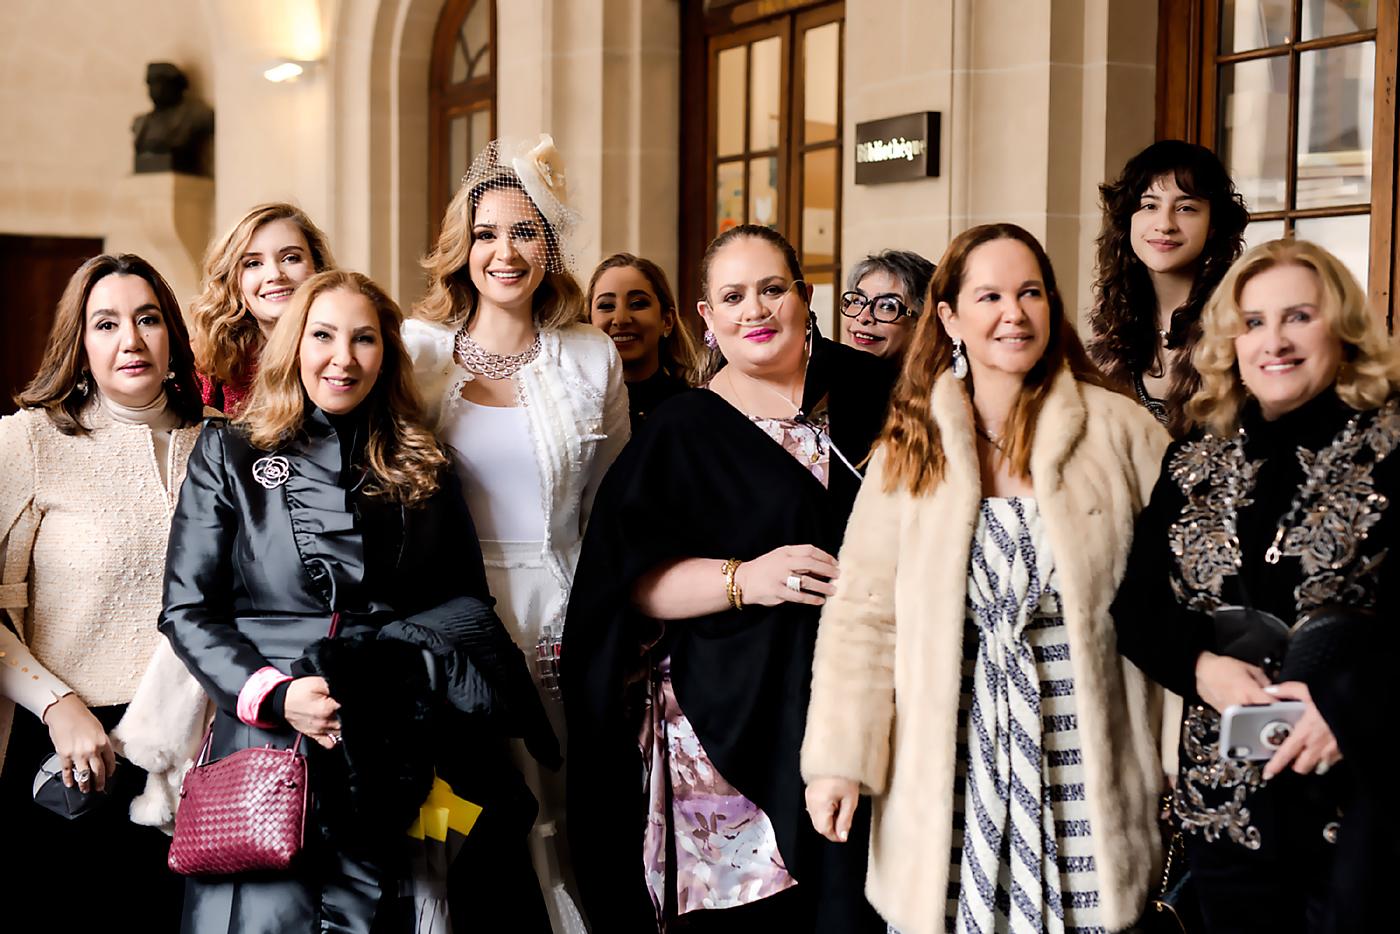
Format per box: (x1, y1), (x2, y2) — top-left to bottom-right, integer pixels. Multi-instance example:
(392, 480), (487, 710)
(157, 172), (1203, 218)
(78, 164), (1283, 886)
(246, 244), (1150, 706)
(191, 611), (343, 769)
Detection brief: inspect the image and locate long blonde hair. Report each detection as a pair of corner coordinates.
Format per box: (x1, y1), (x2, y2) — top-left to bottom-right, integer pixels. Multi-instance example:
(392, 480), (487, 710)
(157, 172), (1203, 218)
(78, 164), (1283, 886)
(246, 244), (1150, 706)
(415, 176), (583, 331)
(236, 270), (447, 506)
(1189, 238), (1400, 436)
(877, 224), (1115, 494)
(188, 203), (336, 386)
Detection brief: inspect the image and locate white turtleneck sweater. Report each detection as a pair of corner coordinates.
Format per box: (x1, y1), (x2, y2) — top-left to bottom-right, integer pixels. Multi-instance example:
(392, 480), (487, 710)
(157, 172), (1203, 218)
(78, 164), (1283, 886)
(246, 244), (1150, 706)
(0, 393), (204, 772)
(102, 391), (183, 488)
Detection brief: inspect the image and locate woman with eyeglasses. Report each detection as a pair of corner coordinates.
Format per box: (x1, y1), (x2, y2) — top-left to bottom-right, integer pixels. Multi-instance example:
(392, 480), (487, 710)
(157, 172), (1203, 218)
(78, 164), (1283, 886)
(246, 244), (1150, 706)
(563, 224), (892, 933)
(841, 250), (935, 362)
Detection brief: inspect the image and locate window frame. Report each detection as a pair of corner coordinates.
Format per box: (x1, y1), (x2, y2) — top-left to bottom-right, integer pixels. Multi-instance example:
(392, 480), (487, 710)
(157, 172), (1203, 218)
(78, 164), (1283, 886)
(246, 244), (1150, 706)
(679, 0), (845, 328)
(428, 0), (497, 247)
(1157, 0), (1399, 325)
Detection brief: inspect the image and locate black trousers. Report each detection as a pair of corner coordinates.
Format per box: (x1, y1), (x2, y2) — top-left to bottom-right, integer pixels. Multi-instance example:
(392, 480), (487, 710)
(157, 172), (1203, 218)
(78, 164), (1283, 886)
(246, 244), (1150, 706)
(0, 702), (184, 931)
(1185, 776), (1337, 933)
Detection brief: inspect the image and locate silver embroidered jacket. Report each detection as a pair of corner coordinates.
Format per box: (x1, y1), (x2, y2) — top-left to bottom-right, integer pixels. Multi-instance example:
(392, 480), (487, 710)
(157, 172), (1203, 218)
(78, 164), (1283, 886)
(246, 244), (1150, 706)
(1113, 390), (1400, 857)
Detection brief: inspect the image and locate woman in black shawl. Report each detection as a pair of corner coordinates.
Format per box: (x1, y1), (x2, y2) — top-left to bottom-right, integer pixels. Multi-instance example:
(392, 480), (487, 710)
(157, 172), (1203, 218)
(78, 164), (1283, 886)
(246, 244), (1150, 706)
(562, 225), (892, 933)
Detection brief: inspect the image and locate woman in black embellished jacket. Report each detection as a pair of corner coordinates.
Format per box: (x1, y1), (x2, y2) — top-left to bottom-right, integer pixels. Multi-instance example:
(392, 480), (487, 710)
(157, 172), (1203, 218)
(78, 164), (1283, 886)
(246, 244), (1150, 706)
(1113, 239), (1400, 932)
(162, 270), (558, 934)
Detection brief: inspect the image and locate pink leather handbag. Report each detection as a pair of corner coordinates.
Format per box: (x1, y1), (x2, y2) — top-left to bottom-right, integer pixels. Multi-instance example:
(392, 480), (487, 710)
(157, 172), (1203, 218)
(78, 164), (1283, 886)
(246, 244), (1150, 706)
(167, 730), (309, 876)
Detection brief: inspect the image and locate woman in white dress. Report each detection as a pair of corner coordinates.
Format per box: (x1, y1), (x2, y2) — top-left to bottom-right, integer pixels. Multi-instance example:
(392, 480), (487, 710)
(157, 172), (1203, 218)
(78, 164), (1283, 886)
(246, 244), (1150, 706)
(404, 135), (629, 932)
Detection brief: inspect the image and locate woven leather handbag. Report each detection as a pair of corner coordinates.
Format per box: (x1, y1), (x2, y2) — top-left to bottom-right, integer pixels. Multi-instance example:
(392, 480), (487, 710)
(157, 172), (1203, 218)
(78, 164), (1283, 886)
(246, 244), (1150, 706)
(167, 729), (309, 876)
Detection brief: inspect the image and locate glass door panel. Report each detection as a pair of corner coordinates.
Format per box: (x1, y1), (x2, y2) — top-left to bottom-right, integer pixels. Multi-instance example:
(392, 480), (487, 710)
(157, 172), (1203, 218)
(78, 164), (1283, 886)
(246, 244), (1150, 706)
(750, 37), (783, 152)
(1301, 0), (1376, 39)
(1218, 56), (1291, 211)
(804, 23), (840, 143)
(1295, 42), (1375, 209)
(1294, 214), (1371, 289)
(749, 157), (779, 227)
(1219, 0), (1293, 52)
(717, 47), (748, 158)
(716, 161), (746, 233)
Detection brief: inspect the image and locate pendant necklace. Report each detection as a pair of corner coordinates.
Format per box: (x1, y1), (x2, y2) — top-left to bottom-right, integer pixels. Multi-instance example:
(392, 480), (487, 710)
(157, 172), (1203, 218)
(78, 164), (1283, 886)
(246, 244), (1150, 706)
(975, 421), (1006, 454)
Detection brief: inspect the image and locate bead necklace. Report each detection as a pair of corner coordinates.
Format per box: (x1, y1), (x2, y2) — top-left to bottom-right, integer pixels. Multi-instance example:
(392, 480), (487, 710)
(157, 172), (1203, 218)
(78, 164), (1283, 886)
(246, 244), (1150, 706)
(453, 325), (542, 380)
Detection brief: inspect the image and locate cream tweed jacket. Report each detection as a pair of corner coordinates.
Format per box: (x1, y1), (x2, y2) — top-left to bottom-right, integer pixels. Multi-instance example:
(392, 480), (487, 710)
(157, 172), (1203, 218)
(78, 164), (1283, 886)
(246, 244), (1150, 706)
(801, 369), (1174, 933)
(0, 404), (205, 776)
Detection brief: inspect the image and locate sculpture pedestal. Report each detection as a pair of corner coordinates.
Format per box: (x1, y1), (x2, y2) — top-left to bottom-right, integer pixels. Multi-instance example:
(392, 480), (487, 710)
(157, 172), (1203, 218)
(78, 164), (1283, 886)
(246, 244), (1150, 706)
(107, 173), (214, 307)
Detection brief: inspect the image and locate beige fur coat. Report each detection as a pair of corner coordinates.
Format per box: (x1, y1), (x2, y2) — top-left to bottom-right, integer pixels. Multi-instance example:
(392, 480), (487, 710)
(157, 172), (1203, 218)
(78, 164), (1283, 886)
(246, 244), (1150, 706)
(801, 369), (1171, 933)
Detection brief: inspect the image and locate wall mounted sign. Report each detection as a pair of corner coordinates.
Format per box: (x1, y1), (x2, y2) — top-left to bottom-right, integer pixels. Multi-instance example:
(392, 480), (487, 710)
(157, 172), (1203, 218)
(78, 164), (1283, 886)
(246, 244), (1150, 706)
(854, 112), (940, 185)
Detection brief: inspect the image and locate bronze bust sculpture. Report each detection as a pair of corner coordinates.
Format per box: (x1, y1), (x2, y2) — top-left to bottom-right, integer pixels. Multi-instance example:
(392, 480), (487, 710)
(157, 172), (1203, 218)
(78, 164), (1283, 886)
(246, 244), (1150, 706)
(132, 63), (214, 176)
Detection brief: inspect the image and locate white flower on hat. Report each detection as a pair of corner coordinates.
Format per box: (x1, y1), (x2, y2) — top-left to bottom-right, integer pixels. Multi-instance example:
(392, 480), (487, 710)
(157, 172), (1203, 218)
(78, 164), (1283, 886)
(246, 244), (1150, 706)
(525, 135), (568, 203)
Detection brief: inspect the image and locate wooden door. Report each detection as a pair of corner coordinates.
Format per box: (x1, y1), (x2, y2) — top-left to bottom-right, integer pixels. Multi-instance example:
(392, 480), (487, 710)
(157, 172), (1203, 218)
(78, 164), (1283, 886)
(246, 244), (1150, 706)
(0, 235), (104, 415)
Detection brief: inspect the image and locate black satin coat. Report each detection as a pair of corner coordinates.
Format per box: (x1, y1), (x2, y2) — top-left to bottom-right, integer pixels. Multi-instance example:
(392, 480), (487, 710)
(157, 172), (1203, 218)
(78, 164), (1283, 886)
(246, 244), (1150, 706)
(161, 406), (546, 933)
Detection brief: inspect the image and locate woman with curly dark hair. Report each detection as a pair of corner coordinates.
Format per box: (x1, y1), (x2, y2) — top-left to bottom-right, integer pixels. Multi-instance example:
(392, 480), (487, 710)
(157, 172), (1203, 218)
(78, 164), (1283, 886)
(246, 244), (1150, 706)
(1088, 140), (1249, 436)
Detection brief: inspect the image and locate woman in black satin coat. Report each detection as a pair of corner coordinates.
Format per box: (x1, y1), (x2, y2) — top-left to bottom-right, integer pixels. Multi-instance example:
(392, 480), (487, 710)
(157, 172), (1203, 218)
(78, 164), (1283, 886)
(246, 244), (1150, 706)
(161, 270), (557, 934)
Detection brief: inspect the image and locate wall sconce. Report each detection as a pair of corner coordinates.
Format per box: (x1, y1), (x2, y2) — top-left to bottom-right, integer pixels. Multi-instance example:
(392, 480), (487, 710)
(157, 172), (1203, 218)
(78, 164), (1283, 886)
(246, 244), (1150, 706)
(263, 60), (316, 83)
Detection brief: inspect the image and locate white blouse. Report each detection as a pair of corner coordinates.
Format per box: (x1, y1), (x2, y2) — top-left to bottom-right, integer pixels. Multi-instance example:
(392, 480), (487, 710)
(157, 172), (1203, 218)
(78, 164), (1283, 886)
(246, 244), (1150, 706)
(444, 400), (547, 543)
(403, 320), (630, 595)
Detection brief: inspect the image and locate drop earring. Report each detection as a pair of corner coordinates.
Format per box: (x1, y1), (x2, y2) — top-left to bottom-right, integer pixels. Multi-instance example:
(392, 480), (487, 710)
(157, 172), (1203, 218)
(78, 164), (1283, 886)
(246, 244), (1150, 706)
(76, 371), (90, 394)
(951, 339), (969, 379)
(704, 329), (718, 350)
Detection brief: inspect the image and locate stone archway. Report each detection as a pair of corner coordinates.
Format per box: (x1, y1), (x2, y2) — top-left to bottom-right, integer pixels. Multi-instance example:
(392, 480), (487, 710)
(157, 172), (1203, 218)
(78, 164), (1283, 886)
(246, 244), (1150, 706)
(332, 0), (441, 309)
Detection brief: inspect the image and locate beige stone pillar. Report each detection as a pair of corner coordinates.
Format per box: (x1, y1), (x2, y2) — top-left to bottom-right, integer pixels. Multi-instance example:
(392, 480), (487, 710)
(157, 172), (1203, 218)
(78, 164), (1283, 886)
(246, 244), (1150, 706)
(842, 0), (958, 279)
(844, 0), (1157, 329)
(105, 174), (215, 308)
(201, 0), (335, 240)
(498, 0), (681, 287)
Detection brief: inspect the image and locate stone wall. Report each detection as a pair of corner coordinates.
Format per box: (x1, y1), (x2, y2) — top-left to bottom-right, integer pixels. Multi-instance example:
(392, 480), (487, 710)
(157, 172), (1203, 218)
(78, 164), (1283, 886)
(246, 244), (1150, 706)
(842, 0), (1158, 325)
(0, 0), (215, 301)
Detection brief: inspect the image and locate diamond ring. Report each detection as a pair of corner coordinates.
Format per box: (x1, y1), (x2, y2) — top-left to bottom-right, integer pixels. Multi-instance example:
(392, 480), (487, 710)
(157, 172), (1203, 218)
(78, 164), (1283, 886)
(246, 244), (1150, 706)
(73, 768), (93, 783)
(785, 575), (803, 592)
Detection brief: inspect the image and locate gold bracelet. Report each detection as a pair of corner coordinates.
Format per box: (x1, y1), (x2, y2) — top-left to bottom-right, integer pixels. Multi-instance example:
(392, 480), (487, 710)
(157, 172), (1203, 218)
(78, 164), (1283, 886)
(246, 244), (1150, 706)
(721, 557), (744, 611)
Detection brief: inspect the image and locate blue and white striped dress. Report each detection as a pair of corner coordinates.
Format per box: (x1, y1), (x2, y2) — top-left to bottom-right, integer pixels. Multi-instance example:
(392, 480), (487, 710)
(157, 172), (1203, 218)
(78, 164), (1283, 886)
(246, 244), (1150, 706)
(896, 497), (1103, 934)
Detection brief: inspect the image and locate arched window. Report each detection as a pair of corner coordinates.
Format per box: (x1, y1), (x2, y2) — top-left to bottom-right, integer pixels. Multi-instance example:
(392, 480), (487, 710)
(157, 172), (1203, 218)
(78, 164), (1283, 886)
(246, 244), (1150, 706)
(429, 0), (495, 242)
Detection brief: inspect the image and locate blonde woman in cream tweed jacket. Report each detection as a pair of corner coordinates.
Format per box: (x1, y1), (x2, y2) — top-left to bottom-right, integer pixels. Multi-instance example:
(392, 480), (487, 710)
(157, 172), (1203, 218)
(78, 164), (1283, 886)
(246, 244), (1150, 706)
(801, 369), (1174, 934)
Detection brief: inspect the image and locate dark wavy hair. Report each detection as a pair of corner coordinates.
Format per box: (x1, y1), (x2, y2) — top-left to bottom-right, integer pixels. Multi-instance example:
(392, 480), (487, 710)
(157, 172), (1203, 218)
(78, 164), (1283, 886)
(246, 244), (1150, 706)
(16, 253), (203, 434)
(1087, 140), (1248, 436)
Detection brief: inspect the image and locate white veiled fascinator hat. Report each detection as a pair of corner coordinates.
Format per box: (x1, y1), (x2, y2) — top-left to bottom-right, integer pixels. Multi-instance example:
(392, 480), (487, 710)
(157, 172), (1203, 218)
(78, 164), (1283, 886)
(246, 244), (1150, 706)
(461, 133), (581, 274)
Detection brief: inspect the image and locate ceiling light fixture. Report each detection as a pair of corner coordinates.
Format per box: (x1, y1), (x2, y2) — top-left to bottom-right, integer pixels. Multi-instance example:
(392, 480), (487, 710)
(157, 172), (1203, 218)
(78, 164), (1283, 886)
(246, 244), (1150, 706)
(263, 61), (308, 83)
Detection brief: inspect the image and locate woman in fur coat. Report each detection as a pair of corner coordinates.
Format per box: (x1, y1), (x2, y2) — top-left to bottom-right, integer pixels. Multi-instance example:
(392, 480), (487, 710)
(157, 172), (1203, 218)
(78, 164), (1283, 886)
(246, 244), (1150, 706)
(802, 224), (1171, 934)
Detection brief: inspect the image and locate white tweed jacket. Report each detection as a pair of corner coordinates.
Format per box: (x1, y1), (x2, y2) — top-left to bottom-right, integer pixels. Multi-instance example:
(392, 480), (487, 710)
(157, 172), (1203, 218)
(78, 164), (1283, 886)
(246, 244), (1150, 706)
(402, 319), (630, 596)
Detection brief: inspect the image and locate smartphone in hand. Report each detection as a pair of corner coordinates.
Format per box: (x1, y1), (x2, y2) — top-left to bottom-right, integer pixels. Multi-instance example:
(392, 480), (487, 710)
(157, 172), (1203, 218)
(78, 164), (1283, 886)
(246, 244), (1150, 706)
(1219, 701), (1307, 760)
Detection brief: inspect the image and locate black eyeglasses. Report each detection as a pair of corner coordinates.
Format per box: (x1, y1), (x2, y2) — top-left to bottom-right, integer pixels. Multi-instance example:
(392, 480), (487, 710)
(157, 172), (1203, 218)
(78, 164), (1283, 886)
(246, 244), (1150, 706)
(840, 290), (916, 323)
